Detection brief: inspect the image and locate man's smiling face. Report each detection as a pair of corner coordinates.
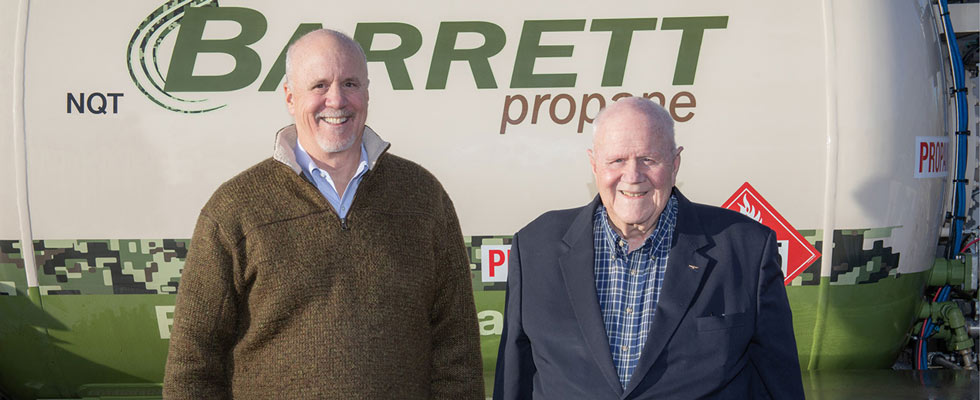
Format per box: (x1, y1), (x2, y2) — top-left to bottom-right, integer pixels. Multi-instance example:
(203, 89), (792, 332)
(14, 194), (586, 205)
(589, 100), (681, 237)
(285, 32), (369, 157)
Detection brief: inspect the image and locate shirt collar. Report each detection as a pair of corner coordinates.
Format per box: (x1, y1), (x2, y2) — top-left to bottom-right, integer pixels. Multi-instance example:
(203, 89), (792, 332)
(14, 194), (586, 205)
(294, 139), (370, 180)
(596, 194), (678, 255)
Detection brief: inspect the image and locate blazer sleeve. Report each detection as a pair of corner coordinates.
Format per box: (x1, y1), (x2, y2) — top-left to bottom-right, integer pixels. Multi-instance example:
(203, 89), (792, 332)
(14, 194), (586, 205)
(493, 232), (536, 399)
(749, 230), (805, 399)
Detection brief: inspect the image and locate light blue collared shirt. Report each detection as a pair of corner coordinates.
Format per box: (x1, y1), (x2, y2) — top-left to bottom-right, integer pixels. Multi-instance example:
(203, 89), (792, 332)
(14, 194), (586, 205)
(294, 140), (370, 219)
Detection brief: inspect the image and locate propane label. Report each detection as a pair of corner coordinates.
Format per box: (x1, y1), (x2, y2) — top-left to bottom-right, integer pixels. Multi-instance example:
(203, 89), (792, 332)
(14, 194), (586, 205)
(722, 182), (821, 285)
(914, 136), (949, 178)
(481, 245), (511, 283)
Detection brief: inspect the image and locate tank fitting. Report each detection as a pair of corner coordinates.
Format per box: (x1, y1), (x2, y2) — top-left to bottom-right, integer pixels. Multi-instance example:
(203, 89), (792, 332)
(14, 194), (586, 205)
(928, 257), (971, 287)
(959, 349), (975, 370)
(915, 301), (976, 369)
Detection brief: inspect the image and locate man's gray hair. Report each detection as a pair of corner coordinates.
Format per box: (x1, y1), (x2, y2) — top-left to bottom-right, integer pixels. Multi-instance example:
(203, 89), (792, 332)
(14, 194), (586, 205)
(283, 29), (368, 90)
(593, 97), (676, 151)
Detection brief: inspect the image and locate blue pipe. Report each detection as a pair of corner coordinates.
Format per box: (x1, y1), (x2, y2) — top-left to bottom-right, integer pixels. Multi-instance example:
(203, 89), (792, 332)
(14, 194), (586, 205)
(938, 0), (969, 259)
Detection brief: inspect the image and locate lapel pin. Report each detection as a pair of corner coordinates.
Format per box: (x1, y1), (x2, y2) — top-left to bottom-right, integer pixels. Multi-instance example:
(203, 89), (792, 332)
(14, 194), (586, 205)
(688, 264), (699, 270)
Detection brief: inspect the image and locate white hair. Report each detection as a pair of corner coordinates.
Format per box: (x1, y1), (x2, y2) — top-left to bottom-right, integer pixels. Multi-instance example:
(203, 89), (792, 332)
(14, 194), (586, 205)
(593, 97), (676, 151)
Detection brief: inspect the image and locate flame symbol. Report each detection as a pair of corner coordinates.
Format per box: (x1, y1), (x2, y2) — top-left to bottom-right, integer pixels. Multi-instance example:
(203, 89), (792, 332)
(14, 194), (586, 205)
(739, 197), (762, 223)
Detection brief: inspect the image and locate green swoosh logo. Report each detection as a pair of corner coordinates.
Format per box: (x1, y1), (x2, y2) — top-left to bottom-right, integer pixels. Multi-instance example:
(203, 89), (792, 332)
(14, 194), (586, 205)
(127, 0), (226, 113)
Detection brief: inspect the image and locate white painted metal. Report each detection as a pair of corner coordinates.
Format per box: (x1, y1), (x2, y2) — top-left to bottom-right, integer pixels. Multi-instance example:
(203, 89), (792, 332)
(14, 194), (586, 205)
(1, 3), (22, 237)
(12, 0), (37, 288)
(819, 0), (840, 280)
(0, 0), (956, 280)
(823, 0), (948, 275)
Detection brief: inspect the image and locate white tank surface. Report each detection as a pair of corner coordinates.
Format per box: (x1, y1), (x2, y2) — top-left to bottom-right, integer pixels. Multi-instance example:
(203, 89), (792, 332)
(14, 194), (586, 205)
(0, 0), (962, 398)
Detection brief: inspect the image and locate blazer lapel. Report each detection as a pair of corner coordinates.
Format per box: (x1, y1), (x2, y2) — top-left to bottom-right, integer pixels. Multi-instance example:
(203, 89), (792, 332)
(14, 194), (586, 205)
(558, 196), (623, 396)
(624, 190), (713, 397)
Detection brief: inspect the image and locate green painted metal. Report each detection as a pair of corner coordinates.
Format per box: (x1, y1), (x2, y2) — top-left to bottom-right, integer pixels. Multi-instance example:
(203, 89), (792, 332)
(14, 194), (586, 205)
(475, 291), (505, 398)
(806, 272), (832, 370)
(75, 383), (163, 399)
(790, 272), (929, 370)
(477, 273), (932, 394)
(802, 370), (980, 400)
(0, 240), (28, 296)
(40, 295), (173, 381)
(0, 262), (932, 399)
(0, 288), (60, 399)
(928, 256), (971, 287)
(0, 294), (173, 399)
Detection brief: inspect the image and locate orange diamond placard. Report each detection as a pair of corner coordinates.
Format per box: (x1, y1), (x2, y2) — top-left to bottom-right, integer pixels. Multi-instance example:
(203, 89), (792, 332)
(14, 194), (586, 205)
(721, 182), (820, 285)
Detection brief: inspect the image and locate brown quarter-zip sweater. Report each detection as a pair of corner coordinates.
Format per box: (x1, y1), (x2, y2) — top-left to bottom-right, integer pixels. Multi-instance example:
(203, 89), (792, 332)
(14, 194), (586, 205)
(163, 125), (484, 399)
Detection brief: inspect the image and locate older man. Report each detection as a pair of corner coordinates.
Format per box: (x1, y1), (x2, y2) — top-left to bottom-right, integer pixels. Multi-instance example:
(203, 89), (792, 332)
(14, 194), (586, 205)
(493, 97), (803, 399)
(164, 29), (483, 399)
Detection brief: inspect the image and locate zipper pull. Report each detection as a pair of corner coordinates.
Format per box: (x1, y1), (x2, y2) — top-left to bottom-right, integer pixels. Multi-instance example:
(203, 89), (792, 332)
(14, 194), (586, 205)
(340, 218), (349, 231)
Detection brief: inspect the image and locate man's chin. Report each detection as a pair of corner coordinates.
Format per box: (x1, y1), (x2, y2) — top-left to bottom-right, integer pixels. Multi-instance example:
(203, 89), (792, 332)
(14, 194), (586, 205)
(314, 132), (358, 153)
(319, 142), (355, 154)
(612, 209), (657, 225)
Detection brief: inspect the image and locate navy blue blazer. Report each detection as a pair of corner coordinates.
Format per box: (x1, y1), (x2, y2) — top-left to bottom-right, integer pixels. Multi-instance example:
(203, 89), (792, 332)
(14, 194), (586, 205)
(493, 189), (804, 399)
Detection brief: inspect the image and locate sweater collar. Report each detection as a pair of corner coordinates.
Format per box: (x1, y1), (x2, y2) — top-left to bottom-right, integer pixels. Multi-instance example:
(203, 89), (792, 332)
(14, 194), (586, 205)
(273, 124), (391, 174)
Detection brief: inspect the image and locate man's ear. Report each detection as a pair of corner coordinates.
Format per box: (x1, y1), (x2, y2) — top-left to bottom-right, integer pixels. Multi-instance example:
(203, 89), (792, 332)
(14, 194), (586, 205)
(588, 149), (597, 175)
(671, 146), (683, 180)
(284, 83), (295, 115)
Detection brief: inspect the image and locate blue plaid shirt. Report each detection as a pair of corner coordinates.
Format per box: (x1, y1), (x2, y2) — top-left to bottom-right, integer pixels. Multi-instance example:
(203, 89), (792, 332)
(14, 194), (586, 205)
(593, 194), (678, 388)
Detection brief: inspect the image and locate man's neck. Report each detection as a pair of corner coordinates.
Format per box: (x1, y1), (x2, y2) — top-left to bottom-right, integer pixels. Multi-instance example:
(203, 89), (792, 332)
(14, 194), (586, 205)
(609, 213), (661, 252)
(302, 138), (362, 198)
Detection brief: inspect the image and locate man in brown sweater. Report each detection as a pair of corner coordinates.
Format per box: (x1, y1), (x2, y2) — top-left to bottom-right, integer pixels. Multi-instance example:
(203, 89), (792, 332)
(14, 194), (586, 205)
(163, 29), (484, 399)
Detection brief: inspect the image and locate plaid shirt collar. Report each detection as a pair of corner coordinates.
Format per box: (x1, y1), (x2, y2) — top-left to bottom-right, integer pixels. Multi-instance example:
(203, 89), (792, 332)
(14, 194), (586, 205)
(596, 195), (678, 258)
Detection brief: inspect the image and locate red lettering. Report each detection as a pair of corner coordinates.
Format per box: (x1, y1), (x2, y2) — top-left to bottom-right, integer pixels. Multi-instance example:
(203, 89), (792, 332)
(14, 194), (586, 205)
(489, 249), (506, 277)
(939, 142), (946, 172)
(920, 142), (929, 173)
